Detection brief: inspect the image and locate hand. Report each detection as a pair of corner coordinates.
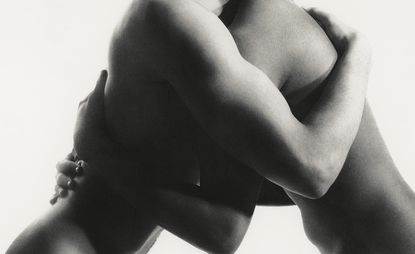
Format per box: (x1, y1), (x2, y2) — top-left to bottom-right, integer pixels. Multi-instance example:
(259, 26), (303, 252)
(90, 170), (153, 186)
(73, 70), (114, 161)
(307, 7), (372, 64)
(72, 70), (136, 169)
(50, 71), (110, 204)
(50, 154), (84, 205)
(50, 70), (146, 204)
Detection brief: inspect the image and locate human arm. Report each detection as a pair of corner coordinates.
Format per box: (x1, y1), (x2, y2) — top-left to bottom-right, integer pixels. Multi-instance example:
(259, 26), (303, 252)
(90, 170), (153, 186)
(144, 133), (263, 254)
(55, 156), (260, 254)
(139, 0), (372, 198)
(53, 71), (261, 254)
(144, 164), (262, 254)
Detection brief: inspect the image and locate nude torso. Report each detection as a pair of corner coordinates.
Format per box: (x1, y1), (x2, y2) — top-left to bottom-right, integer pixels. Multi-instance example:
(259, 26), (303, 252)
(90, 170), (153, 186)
(72, 0), (415, 253)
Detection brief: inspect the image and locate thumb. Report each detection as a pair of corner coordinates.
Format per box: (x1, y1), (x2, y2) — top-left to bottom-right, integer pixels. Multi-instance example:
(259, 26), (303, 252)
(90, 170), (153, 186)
(83, 70), (108, 122)
(88, 70), (108, 107)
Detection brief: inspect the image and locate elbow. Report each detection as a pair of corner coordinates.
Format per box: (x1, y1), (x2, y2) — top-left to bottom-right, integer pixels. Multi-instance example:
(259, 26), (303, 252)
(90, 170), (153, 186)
(206, 216), (248, 254)
(295, 156), (342, 199)
(208, 240), (238, 254)
(305, 177), (332, 199)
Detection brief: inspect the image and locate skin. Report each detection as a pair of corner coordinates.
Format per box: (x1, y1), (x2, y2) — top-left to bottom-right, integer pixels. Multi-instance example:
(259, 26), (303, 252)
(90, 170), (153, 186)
(104, 0), (368, 199)
(225, 5), (415, 254)
(88, 1), (370, 253)
(73, 0), (367, 252)
(232, 6), (415, 253)
(7, 0), (363, 253)
(92, 2), (415, 254)
(9, 1), (405, 254)
(77, 0), (363, 252)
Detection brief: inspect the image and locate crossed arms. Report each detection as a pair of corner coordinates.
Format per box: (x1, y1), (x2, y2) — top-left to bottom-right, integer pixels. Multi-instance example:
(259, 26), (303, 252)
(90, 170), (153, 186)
(135, 0), (370, 198)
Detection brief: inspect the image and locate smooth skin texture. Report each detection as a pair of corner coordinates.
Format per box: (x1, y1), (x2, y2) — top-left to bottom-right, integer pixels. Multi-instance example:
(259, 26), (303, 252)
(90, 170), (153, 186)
(7, 0), (365, 253)
(53, 21), (373, 253)
(105, 0), (367, 199)
(287, 9), (415, 254)
(6, 0), (400, 254)
(86, 3), (415, 254)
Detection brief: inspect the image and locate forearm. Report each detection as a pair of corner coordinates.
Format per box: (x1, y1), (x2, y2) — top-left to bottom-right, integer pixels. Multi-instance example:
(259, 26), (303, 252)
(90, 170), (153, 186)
(147, 185), (251, 254)
(302, 40), (370, 184)
(134, 2), (371, 198)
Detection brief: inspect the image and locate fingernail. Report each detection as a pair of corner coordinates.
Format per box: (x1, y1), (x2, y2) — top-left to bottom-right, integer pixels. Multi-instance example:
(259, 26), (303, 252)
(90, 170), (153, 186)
(67, 179), (75, 189)
(75, 165), (84, 175)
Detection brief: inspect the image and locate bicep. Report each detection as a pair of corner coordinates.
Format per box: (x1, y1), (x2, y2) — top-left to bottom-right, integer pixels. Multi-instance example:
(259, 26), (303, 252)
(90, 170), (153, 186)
(147, 0), (319, 197)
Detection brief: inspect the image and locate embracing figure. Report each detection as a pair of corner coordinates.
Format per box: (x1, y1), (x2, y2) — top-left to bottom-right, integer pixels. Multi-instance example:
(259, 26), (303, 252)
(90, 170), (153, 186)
(7, 0), (415, 254)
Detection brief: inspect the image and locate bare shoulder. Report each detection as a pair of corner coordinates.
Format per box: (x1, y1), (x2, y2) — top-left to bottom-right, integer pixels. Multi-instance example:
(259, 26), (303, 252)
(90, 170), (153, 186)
(228, 0), (337, 93)
(112, 0), (240, 80)
(109, 0), (199, 78)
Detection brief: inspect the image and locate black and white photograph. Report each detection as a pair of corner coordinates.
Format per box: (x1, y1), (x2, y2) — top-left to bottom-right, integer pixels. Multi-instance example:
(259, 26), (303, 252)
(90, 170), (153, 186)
(1, 0), (415, 253)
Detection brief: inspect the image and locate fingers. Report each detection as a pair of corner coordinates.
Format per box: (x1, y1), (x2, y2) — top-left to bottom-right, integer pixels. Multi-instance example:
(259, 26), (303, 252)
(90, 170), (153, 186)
(51, 158), (85, 205)
(306, 8), (356, 51)
(78, 95), (89, 109)
(50, 173), (73, 206)
(77, 70), (108, 125)
(87, 70), (108, 109)
(55, 159), (84, 188)
(56, 160), (84, 178)
(56, 172), (76, 190)
(49, 192), (59, 205)
(96, 70), (108, 95)
(49, 186), (69, 205)
(65, 152), (76, 162)
(307, 8), (334, 30)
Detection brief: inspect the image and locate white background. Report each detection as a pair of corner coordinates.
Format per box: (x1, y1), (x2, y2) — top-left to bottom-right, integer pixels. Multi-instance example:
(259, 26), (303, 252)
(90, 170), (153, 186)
(1, 0), (414, 253)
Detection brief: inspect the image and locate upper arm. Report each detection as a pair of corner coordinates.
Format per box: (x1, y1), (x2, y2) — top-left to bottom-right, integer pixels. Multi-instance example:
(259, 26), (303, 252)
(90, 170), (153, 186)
(143, 0), (325, 198)
(145, 0), (244, 79)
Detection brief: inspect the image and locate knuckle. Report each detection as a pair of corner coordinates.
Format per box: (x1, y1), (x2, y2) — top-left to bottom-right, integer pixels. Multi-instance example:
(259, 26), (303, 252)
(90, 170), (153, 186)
(55, 161), (61, 171)
(78, 96), (90, 109)
(55, 172), (62, 180)
(78, 100), (86, 109)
